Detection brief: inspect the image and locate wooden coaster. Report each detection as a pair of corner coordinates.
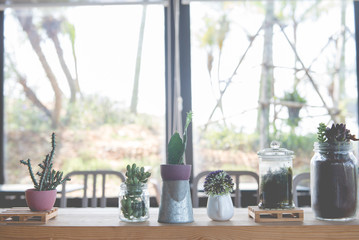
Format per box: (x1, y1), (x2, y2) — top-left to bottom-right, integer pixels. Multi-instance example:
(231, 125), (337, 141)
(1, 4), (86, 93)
(248, 206), (303, 223)
(0, 207), (58, 224)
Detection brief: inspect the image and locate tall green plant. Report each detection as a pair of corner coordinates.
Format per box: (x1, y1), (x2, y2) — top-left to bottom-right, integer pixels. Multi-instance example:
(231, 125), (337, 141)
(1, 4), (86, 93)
(20, 132), (70, 191)
(168, 111), (193, 165)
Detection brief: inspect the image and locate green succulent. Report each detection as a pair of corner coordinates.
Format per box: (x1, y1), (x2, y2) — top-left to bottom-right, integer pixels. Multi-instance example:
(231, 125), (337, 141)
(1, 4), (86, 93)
(121, 163), (151, 221)
(125, 163), (151, 185)
(317, 123), (358, 143)
(168, 111), (193, 165)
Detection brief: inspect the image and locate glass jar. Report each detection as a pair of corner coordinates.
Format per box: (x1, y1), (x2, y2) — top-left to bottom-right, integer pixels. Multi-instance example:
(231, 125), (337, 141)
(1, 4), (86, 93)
(257, 141), (295, 209)
(311, 142), (358, 221)
(119, 183), (149, 222)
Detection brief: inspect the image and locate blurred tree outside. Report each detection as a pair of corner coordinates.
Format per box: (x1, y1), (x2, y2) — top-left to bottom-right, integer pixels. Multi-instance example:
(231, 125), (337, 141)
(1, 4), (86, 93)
(4, 6), (165, 188)
(192, 0), (357, 176)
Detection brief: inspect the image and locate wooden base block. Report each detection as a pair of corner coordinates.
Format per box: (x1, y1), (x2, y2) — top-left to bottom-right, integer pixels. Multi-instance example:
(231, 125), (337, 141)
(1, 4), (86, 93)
(248, 206), (303, 223)
(0, 207), (58, 224)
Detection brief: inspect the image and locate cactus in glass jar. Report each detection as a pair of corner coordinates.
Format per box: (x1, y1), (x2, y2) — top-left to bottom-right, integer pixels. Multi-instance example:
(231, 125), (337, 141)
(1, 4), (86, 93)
(120, 163), (151, 222)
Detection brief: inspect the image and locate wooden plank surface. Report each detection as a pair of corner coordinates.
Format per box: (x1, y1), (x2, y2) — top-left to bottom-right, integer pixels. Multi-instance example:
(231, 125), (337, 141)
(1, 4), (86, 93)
(0, 208), (358, 239)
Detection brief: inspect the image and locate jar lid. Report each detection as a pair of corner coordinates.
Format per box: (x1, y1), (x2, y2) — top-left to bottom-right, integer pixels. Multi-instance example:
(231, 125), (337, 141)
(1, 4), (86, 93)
(257, 141), (294, 157)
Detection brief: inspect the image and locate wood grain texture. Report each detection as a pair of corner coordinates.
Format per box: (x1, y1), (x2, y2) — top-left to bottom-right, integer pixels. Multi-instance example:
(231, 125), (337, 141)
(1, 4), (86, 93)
(0, 208), (358, 240)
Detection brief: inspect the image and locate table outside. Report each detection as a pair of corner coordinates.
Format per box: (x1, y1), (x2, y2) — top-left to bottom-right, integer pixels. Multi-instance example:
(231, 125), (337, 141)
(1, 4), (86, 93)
(0, 184), (83, 201)
(0, 208), (358, 239)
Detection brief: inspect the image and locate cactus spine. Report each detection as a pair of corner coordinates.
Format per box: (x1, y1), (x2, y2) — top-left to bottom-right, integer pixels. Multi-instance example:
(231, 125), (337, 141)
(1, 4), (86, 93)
(20, 132), (70, 191)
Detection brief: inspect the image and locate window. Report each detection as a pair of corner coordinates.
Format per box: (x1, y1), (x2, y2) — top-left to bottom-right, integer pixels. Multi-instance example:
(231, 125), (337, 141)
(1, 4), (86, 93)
(0, 0), (358, 192)
(189, 0), (358, 177)
(4, 4), (165, 191)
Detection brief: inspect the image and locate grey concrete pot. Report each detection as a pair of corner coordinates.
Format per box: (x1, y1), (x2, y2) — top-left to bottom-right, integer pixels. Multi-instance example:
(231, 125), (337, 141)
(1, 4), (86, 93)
(158, 164), (194, 223)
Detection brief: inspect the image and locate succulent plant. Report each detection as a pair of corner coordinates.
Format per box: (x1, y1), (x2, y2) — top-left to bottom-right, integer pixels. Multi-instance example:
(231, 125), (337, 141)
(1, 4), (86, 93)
(125, 163), (151, 185)
(121, 164), (151, 221)
(168, 111), (193, 165)
(20, 132), (70, 191)
(317, 123), (358, 143)
(259, 167), (293, 209)
(203, 170), (234, 197)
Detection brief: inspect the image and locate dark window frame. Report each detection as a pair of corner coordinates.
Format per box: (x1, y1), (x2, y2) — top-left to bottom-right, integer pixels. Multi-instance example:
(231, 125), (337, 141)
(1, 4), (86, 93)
(1, 1), (359, 184)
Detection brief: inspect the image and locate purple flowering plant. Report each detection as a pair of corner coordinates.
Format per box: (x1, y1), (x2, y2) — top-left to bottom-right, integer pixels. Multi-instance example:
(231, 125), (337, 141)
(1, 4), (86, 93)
(203, 170), (234, 196)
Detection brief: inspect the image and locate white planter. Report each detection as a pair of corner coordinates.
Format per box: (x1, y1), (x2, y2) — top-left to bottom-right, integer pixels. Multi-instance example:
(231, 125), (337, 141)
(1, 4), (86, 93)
(207, 194), (234, 221)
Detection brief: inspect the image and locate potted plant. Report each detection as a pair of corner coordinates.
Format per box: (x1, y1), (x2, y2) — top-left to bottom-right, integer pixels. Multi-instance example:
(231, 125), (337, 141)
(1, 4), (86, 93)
(257, 141), (295, 209)
(282, 89), (306, 127)
(204, 170), (234, 221)
(160, 111), (193, 180)
(119, 163), (151, 222)
(311, 123), (358, 221)
(20, 132), (70, 211)
(158, 111), (194, 223)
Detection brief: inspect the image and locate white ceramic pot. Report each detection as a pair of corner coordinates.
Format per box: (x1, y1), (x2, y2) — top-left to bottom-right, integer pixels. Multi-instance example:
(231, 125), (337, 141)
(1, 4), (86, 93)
(207, 194), (234, 221)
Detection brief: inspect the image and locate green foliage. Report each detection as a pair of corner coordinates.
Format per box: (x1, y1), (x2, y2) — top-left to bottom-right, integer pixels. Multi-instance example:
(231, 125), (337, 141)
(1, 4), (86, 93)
(283, 90), (306, 103)
(260, 167), (293, 209)
(168, 132), (184, 164)
(125, 163), (151, 185)
(168, 111), (193, 165)
(6, 98), (51, 132)
(282, 90), (306, 127)
(203, 170), (234, 197)
(121, 164), (151, 221)
(318, 123), (359, 143)
(19, 132), (70, 191)
(201, 124), (259, 152)
(275, 132), (316, 158)
(317, 123), (327, 143)
(65, 94), (129, 129)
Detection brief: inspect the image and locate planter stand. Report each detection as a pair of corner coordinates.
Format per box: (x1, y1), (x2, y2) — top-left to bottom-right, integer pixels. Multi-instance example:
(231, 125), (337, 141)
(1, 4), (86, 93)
(0, 207), (58, 224)
(248, 206), (303, 223)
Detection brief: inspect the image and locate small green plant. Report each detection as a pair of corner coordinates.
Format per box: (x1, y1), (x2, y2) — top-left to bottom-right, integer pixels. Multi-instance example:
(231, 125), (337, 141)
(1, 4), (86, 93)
(317, 123), (358, 143)
(124, 163), (151, 185)
(19, 132), (70, 191)
(203, 170), (234, 197)
(259, 167), (293, 209)
(168, 111), (193, 165)
(120, 163), (151, 221)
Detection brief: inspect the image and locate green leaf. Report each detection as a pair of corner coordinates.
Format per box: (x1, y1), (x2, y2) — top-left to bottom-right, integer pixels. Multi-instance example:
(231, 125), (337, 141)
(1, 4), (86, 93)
(168, 132), (184, 164)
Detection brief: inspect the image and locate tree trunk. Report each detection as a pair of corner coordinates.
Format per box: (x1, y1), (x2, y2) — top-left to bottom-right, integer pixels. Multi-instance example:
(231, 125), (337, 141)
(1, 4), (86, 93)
(16, 11), (62, 129)
(43, 16), (78, 103)
(258, 1), (274, 149)
(130, 5), (147, 114)
(7, 56), (52, 118)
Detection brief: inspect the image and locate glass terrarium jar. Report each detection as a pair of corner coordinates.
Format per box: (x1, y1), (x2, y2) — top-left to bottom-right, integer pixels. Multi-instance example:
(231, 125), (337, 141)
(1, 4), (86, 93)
(311, 142), (358, 221)
(257, 141), (295, 209)
(119, 183), (149, 222)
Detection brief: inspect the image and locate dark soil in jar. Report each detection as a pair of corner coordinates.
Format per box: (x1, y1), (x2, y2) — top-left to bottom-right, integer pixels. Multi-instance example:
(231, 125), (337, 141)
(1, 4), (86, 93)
(259, 167), (293, 209)
(312, 157), (357, 219)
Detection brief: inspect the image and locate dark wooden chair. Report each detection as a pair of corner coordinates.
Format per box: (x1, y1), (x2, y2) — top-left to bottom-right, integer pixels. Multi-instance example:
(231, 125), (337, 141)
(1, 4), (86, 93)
(293, 172), (310, 207)
(60, 170), (125, 208)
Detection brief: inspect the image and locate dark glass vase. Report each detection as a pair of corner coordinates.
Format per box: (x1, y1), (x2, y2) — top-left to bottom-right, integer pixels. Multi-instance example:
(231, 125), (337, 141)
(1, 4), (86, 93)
(311, 142), (358, 221)
(257, 141), (295, 209)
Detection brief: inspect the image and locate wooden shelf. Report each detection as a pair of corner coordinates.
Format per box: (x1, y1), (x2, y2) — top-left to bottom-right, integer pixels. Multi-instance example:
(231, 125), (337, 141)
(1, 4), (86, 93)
(0, 208), (358, 239)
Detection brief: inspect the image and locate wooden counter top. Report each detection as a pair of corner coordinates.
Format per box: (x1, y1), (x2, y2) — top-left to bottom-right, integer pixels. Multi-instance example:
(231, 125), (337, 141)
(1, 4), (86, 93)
(0, 208), (358, 239)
